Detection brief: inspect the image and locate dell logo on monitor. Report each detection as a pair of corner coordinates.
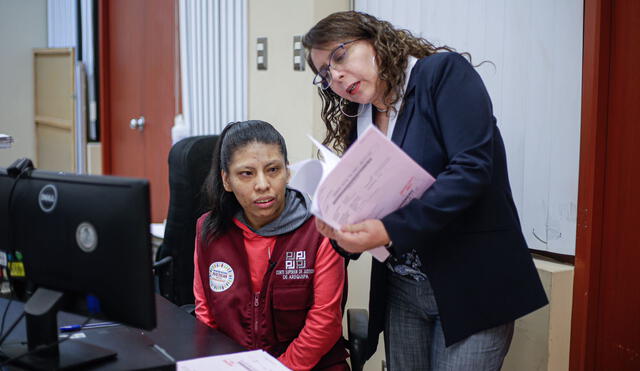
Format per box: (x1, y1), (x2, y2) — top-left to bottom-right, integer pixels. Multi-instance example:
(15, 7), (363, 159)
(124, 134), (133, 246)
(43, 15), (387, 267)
(38, 184), (58, 213)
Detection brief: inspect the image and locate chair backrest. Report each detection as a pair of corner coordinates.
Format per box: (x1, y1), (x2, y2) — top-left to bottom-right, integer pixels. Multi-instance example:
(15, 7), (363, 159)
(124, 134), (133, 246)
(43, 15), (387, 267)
(156, 135), (218, 305)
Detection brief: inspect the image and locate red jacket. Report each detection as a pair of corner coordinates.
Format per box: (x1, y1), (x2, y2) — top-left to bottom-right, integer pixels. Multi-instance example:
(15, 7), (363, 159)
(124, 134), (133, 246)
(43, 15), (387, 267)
(194, 214), (348, 370)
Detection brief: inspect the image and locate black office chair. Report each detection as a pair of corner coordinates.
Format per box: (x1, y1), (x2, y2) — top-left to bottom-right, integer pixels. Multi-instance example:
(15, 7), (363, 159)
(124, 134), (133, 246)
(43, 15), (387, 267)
(346, 308), (369, 371)
(153, 134), (370, 369)
(154, 135), (219, 307)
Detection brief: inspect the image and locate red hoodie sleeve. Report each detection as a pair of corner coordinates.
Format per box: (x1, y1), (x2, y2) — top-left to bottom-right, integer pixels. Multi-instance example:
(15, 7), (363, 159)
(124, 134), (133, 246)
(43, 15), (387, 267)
(278, 237), (345, 371)
(194, 215), (217, 328)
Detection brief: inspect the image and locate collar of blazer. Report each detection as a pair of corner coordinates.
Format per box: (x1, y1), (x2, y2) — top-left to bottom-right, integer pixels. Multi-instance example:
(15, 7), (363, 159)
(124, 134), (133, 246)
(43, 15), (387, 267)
(349, 57), (422, 149)
(389, 57), (421, 147)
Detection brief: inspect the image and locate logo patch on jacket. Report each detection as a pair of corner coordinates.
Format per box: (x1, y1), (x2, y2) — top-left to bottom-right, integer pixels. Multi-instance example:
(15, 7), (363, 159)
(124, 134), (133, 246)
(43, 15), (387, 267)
(209, 261), (234, 292)
(276, 251), (314, 280)
(285, 251), (306, 269)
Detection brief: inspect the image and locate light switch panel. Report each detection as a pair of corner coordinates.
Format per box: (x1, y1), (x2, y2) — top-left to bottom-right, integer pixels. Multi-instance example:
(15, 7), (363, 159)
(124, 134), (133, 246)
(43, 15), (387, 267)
(293, 35), (305, 71)
(257, 37), (267, 70)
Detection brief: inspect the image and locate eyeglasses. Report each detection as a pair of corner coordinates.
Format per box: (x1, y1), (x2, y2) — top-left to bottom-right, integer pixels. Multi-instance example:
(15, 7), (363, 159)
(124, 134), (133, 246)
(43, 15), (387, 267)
(312, 39), (360, 90)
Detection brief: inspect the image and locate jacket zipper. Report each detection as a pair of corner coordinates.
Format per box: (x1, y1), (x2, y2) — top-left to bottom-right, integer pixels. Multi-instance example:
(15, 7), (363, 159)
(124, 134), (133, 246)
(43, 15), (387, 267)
(253, 260), (274, 348)
(253, 291), (260, 348)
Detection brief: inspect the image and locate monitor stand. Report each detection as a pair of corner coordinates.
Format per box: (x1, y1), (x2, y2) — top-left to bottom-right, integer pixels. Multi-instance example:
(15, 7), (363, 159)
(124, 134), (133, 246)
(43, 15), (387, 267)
(0, 287), (117, 370)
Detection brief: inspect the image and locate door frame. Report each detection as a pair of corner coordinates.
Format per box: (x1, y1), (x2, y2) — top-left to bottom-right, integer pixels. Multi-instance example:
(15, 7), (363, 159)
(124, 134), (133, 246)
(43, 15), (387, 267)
(570, 0), (611, 369)
(98, 0), (113, 174)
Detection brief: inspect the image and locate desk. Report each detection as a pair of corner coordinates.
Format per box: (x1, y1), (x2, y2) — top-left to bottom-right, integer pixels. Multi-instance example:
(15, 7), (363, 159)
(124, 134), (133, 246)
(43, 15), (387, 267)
(0, 295), (245, 370)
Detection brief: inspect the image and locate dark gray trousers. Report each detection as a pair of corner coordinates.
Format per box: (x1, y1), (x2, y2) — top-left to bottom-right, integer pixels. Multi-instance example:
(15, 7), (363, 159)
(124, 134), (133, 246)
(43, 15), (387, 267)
(384, 273), (514, 371)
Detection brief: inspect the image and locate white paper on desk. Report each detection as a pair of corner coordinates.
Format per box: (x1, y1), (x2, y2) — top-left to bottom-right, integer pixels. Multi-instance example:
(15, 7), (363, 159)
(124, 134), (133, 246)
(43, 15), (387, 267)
(176, 350), (291, 371)
(289, 126), (436, 262)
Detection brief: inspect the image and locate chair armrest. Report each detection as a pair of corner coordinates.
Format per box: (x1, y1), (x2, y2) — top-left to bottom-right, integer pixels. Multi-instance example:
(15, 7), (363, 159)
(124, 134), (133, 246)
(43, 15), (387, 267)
(153, 256), (173, 271)
(347, 308), (369, 371)
(348, 308), (368, 341)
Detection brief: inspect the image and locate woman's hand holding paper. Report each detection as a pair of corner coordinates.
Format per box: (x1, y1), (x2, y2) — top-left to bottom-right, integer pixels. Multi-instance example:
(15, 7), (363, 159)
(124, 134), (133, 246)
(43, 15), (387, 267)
(316, 218), (391, 254)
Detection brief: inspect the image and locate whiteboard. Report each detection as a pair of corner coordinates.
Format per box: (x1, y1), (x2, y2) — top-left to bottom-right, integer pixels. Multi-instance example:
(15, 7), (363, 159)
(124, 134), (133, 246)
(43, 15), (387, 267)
(356, 0), (583, 255)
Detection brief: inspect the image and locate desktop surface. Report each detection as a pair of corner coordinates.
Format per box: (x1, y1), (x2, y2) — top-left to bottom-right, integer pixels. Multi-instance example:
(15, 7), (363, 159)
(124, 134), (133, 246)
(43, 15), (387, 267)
(0, 295), (245, 370)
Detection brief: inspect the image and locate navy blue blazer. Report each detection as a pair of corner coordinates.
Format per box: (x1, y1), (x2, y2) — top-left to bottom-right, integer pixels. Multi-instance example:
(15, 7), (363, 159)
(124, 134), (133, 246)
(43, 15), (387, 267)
(351, 53), (548, 355)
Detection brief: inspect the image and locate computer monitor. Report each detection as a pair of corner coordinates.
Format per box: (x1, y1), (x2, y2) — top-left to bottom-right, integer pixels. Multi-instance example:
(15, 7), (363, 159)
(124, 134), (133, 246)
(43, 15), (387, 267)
(0, 161), (156, 369)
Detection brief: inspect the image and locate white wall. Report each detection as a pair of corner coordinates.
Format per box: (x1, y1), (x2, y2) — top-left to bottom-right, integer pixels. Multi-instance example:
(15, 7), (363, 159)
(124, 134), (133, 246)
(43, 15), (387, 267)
(356, 0), (583, 256)
(247, 0), (349, 164)
(0, 0), (48, 167)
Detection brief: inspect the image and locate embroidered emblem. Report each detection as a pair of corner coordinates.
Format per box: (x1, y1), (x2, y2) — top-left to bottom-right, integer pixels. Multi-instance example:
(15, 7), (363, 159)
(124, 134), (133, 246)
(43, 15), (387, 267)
(276, 251), (314, 280)
(209, 262), (234, 292)
(285, 251), (306, 269)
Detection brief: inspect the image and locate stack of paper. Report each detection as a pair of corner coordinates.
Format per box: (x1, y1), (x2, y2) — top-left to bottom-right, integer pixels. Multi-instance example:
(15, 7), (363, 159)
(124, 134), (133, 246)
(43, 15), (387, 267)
(0, 134), (13, 149)
(289, 126), (436, 261)
(177, 350), (291, 371)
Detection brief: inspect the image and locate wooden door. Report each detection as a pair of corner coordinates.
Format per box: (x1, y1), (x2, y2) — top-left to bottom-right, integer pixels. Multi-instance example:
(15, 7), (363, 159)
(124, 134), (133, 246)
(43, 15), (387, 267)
(571, 0), (640, 369)
(99, 0), (176, 222)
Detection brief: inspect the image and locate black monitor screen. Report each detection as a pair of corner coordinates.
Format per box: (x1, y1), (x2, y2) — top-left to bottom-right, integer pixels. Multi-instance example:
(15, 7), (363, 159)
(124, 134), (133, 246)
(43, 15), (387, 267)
(0, 167), (156, 331)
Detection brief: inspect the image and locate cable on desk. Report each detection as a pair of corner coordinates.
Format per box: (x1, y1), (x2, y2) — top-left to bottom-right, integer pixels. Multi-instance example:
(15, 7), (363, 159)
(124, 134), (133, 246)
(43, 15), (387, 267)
(0, 311), (24, 347)
(0, 300), (13, 345)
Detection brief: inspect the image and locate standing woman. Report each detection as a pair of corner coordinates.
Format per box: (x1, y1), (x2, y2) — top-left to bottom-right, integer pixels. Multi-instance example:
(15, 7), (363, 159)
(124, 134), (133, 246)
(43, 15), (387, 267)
(193, 120), (349, 370)
(303, 11), (548, 370)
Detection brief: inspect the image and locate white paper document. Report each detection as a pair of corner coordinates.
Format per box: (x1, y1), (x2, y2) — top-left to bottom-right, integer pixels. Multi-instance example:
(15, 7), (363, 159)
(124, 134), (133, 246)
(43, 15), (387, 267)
(289, 126), (436, 261)
(176, 350), (291, 371)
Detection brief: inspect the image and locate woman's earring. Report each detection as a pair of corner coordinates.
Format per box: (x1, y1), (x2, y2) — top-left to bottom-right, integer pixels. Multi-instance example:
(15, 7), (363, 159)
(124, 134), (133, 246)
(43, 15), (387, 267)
(339, 98), (364, 118)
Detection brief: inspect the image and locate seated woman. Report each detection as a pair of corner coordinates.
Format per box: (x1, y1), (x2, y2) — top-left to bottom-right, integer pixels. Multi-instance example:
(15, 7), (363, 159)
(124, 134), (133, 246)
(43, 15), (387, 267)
(193, 120), (349, 371)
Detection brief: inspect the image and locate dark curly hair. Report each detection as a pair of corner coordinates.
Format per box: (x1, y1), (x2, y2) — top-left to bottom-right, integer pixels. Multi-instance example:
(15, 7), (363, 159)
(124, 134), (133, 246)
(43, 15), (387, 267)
(302, 11), (463, 154)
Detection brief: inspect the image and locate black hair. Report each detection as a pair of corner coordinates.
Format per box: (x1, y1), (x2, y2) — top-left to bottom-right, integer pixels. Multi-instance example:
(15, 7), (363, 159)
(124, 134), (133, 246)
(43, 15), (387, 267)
(201, 120), (288, 242)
